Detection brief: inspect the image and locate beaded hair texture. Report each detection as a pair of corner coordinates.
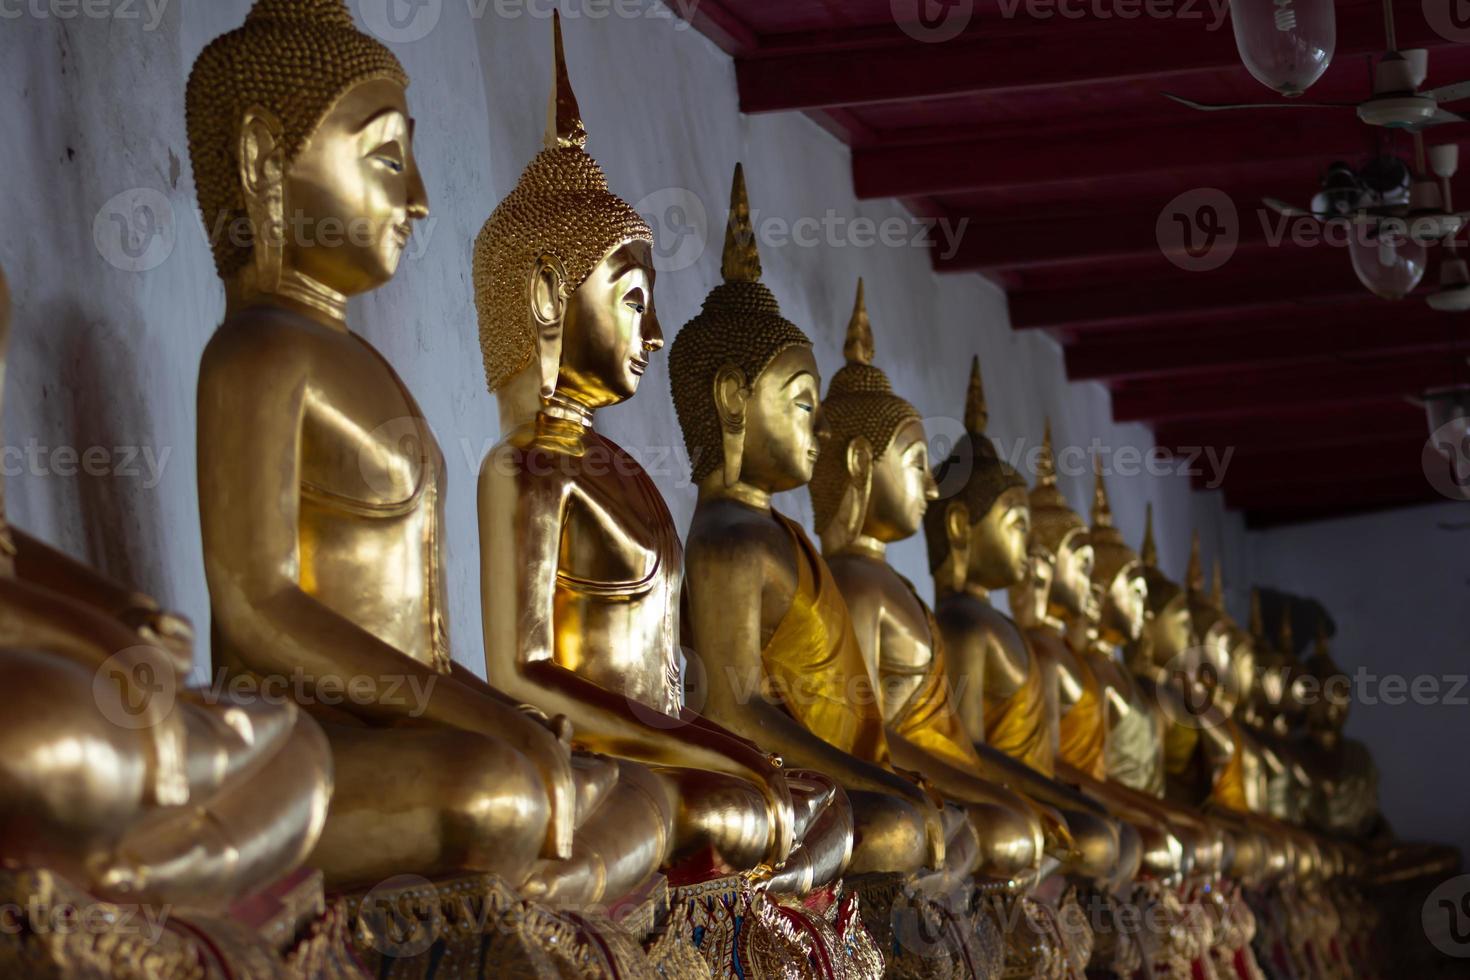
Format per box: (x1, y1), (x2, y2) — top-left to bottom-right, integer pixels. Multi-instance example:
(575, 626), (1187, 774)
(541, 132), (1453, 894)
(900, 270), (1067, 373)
(1089, 456), (1142, 591)
(473, 14), (652, 394)
(1027, 420), (1087, 560)
(186, 0), (408, 279)
(808, 279), (922, 534)
(668, 163), (811, 485)
(922, 355), (1027, 574)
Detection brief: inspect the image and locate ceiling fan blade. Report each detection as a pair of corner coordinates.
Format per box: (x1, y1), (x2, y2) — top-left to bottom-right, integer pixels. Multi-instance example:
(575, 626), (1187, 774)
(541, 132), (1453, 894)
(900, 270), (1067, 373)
(1262, 197), (1315, 218)
(1426, 79), (1470, 105)
(1410, 109), (1468, 130)
(1162, 93), (1356, 111)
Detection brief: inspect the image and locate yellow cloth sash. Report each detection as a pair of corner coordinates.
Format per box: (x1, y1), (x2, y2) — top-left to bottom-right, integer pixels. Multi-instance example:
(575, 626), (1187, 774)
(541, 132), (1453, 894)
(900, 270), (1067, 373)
(883, 579), (987, 774)
(984, 642), (1055, 778)
(1210, 720), (1250, 813)
(1105, 676), (1166, 798)
(762, 513), (891, 765)
(1058, 650), (1107, 781)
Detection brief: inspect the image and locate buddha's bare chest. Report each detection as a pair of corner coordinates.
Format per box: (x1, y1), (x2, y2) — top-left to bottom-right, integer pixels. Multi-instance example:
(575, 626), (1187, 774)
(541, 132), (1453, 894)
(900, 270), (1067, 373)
(550, 449), (676, 593)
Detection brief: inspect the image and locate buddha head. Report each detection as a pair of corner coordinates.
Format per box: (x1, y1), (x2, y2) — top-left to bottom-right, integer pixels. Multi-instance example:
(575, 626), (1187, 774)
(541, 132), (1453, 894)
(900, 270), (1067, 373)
(669, 165), (820, 497)
(1088, 460), (1146, 646)
(475, 16), (658, 427)
(1025, 422), (1093, 623)
(1136, 505), (1193, 671)
(1007, 541), (1056, 630)
(808, 281), (937, 552)
(1185, 537), (1242, 719)
(1304, 618), (1350, 747)
(923, 357), (1031, 594)
(186, 0), (428, 307)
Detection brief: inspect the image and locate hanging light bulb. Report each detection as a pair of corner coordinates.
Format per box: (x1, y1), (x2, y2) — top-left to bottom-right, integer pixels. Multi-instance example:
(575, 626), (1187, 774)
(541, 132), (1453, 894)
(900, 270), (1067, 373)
(1349, 220), (1426, 300)
(1230, 0), (1336, 97)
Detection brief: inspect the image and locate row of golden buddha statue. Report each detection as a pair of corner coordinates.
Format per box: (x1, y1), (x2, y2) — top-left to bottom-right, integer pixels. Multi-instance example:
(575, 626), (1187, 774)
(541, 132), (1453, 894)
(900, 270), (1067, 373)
(0, 2), (1458, 978)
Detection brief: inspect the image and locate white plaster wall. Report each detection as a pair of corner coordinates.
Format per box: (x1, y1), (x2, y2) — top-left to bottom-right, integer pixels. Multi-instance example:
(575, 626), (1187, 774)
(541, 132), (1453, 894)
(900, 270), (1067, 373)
(0, 0), (1246, 686)
(1246, 502), (1470, 863)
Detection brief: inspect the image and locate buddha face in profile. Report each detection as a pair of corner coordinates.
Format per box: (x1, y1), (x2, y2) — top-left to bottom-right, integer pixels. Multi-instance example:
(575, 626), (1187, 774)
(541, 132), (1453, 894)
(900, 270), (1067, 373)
(533, 241), (662, 409)
(1148, 595), (1194, 665)
(967, 486), (1031, 590)
(1048, 531), (1095, 621)
(863, 419), (938, 541)
(256, 78), (429, 295)
(1101, 569), (1148, 644)
(723, 344), (823, 493)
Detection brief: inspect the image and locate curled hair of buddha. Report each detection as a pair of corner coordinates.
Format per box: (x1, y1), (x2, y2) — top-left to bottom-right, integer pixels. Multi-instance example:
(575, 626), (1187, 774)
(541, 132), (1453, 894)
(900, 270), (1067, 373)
(809, 279), (922, 534)
(922, 355), (1027, 574)
(186, 0), (408, 279)
(1089, 456), (1140, 591)
(473, 14), (653, 393)
(1026, 419), (1087, 559)
(668, 163), (811, 485)
(1139, 503), (1184, 615)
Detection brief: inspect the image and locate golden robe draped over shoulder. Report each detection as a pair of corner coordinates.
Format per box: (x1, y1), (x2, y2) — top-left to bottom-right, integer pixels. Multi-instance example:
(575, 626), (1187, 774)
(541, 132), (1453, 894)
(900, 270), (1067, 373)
(1210, 720), (1250, 814)
(1105, 681), (1166, 798)
(883, 579), (987, 774)
(984, 644), (1055, 778)
(1058, 652), (1107, 781)
(763, 513), (891, 765)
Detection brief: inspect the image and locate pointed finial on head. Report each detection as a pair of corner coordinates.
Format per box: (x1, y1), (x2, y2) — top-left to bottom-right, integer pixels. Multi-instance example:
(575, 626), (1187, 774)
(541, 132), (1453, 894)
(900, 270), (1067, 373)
(1279, 607), (1295, 656)
(1211, 557), (1224, 606)
(1249, 588), (1264, 640)
(546, 12), (588, 149)
(1141, 503), (1158, 568)
(721, 163), (762, 283)
(1187, 531), (1204, 592)
(1035, 419), (1058, 488)
(844, 278), (875, 366)
(964, 355), (988, 436)
(1090, 455), (1113, 528)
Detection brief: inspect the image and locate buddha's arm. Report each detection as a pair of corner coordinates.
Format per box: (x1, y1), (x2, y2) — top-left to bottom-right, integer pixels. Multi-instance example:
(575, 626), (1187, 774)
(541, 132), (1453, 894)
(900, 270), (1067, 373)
(968, 739), (1109, 816)
(475, 460), (793, 809)
(197, 329), (576, 855)
(684, 536), (937, 806)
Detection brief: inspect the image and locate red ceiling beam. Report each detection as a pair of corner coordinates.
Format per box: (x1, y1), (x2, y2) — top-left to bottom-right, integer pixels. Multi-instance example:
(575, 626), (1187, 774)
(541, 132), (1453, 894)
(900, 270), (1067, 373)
(1225, 473), (1436, 512)
(1066, 312), (1470, 382)
(733, 0), (1439, 113)
(854, 113), (1371, 200)
(1153, 399), (1427, 456)
(1009, 252), (1364, 331)
(1196, 438), (1428, 492)
(1112, 359), (1470, 424)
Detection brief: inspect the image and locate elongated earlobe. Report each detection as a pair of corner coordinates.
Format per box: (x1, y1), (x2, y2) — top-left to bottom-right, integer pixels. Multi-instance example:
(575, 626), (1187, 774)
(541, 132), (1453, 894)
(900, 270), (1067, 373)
(239, 106), (286, 296)
(530, 254), (568, 400)
(713, 364), (749, 488)
(945, 501), (971, 593)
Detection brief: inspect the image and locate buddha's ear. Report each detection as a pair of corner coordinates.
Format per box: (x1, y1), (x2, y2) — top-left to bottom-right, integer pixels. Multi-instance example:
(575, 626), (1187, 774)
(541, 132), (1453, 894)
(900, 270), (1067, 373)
(530, 254), (568, 399)
(944, 500), (971, 593)
(820, 435), (873, 556)
(238, 106), (286, 292)
(713, 363), (750, 487)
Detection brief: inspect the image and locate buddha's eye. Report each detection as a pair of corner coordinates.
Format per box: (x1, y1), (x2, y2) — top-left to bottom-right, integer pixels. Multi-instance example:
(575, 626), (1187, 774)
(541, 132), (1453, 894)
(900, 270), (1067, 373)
(371, 140), (406, 173)
(796, 401), (814, 414)
(626, 302), (646, 315)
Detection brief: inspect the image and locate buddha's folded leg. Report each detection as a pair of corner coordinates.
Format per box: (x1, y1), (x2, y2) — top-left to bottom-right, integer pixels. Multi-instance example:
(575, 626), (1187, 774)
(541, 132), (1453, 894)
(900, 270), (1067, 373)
(653, 766), (775, 874)
(766, 771), (854, 894)
(525, 758), (673, 907)
(1058, 806), (1122, 883)
(93, 714), (332, 912)
(845, 788), (935, 876)
(308, 722), (549, 890)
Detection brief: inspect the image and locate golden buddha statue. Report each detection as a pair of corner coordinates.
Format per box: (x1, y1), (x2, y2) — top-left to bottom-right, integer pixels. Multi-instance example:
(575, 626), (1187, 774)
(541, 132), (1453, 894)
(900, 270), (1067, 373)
(0, 259), (331, 915)
(669, 176), (973, 885)
(474, 39), (848, 893)
(191, 0), (670, 903)
(1298, 621), (1379, 840)
(806, 281), (1057, 883)
(1240, 593), (1314, 826)
(923, 357), (1126, 885)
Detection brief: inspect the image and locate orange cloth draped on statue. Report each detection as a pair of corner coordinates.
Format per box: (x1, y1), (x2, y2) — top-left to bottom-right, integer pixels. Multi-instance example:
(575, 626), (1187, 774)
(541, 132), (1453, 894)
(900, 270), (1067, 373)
(984, 646), (1056, 778)
(1210, 721), (1250, 813)
(881, 579), (987, 773)
(763, 512), (892, 765)
(1058, 650), (1108, 781)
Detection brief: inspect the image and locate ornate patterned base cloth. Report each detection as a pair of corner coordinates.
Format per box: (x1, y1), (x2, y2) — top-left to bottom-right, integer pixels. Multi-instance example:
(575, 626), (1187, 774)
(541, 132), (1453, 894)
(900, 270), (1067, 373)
(341, 872), (693, 980)
(667, 875), (882, 980)
(846, 873), (1000, 980)
(0, 867), (360, 979)
(992, 889), (1091, 980)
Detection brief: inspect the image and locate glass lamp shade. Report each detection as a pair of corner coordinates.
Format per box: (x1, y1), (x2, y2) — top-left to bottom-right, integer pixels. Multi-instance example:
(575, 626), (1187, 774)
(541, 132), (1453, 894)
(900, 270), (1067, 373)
(1348, 226), (1426, 300)
(1230, 0), (1336, 97)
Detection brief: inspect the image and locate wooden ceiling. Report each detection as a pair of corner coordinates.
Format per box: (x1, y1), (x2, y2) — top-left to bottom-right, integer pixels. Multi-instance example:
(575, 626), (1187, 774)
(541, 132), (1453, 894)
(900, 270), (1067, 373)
(675, 0), (1470, 526)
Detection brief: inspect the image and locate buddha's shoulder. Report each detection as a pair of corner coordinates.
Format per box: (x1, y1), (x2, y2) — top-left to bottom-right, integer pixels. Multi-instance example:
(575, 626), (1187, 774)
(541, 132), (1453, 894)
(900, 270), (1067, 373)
(686, 501), (792, 566)
(202, 307), (360, 378)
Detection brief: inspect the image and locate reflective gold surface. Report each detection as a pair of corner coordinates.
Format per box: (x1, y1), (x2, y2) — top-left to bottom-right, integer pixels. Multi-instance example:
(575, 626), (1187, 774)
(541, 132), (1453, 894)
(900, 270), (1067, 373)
(192, 2), (669, 902)
(673, 166), (946, 884)
(475, 44), (843, 892)
(0, 259), (331, 914)
(815, 284), (1048, 883)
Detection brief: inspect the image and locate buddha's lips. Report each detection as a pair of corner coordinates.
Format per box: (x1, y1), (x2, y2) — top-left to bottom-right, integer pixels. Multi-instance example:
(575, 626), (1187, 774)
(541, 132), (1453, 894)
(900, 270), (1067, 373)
(392, 222), (413, 245)
(629, 358), (649, 376)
